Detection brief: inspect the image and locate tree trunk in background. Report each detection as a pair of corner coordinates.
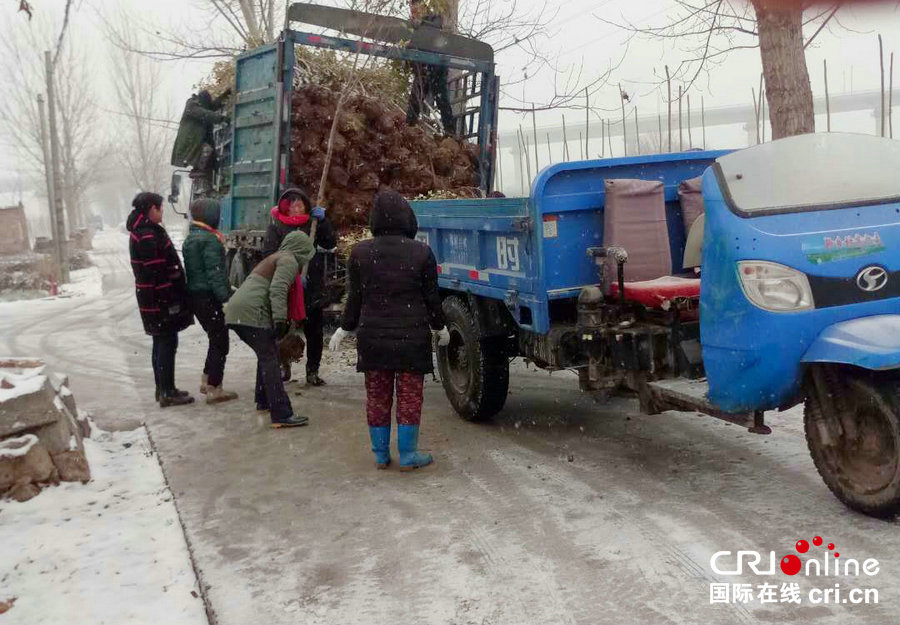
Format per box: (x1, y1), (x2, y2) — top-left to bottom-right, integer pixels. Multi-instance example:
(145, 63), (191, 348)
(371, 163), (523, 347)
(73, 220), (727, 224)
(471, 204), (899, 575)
(753, 2), (815, 139)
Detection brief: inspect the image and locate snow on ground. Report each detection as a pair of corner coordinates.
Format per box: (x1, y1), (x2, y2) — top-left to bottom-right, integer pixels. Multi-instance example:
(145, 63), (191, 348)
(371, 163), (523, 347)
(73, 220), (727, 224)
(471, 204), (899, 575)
(58, 265), (103, 299)
(0, 426), (208, 625)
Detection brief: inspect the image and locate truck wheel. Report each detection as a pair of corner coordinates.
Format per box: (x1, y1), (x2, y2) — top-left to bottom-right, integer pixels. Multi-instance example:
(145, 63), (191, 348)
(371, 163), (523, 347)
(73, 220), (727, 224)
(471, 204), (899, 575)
(805, 375), (900, 518)
(437, 296), (509, 421)
(227, 250), (247, 289)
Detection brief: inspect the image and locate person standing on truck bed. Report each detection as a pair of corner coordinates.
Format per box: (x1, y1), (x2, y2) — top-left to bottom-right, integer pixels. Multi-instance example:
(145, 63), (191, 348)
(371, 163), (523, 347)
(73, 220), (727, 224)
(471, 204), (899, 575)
(170, 89), (231, 196)
(405, 0), (455, 135)
(126, 192), (195, 408)
(225, 231), (315, 428)
(182, 198), (239, 405)
(262, 186), (335, 387)
(329, 189), (451, 471)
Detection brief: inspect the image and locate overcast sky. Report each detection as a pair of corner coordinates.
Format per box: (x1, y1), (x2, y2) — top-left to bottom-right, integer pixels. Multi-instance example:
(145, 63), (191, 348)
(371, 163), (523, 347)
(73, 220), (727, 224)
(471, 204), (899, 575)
(2, 0), (900, 199)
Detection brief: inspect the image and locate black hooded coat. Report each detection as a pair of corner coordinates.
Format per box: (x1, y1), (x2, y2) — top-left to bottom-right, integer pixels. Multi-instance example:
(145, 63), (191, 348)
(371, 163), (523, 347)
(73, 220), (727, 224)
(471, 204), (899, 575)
(340, 190), (445, 373)
(126, 208), (194, 336)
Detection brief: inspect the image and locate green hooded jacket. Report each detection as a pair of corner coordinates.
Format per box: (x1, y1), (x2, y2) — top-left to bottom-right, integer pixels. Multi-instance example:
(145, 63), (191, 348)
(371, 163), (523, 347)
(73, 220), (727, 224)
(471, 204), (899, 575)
(224, 231), (314, 329)
(183, 199), (230, 302)
(170, 91), (229, 168)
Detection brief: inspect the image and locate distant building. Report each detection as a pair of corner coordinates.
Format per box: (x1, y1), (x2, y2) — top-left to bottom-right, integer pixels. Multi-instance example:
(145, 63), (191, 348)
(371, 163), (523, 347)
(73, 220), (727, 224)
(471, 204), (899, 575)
(0, 203), (30, 255)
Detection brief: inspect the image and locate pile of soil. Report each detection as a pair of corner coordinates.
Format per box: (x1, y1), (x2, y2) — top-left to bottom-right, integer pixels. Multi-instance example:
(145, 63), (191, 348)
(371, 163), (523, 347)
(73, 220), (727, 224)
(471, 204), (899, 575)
(288, 85), (481, 230)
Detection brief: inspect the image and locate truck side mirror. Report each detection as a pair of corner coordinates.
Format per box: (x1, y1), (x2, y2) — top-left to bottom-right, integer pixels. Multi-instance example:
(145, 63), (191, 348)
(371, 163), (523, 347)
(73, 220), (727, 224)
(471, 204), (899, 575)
(168, 173), (182, 204)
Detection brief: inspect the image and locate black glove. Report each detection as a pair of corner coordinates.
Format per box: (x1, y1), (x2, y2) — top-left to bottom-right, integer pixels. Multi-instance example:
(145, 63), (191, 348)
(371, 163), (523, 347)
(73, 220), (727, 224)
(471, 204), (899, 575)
(275, 321), (290, 340)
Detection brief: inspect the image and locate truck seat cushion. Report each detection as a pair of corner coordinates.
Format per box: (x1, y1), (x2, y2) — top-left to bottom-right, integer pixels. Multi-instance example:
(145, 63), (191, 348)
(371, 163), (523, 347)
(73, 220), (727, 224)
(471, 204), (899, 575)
(609, 276), (701, 309)
(678, 176), (704, 232)
(603, 178), (671, 282)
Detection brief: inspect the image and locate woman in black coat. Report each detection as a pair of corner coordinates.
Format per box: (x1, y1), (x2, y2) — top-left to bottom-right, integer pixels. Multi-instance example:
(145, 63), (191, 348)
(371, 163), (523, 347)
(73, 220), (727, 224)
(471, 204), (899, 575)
(330, 189), (449, 471)
(126, 192), (194, 407)
(262, 186), (336, 386)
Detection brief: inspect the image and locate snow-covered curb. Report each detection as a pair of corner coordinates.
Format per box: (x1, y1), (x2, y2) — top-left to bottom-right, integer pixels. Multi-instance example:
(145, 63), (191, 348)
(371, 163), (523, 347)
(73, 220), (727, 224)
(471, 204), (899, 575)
(0, 426), (208, 624)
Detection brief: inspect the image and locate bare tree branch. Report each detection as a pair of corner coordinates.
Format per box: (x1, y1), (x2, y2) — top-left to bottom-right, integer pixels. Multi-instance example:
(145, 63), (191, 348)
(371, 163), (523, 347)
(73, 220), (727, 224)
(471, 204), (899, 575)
(803, 3), (840, 49)
(52, 0), (74, 66)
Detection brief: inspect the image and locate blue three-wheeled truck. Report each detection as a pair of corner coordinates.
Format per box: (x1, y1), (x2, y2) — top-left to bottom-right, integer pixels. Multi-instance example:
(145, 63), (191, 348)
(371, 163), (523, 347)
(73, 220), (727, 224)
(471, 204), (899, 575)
(417, 133), (900, 519)
(172, 3), (900, 518)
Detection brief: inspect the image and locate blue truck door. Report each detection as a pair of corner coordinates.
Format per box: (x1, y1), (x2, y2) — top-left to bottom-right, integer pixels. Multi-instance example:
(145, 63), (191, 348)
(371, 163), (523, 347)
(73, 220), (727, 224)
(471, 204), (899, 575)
(225, 39), (294, 232)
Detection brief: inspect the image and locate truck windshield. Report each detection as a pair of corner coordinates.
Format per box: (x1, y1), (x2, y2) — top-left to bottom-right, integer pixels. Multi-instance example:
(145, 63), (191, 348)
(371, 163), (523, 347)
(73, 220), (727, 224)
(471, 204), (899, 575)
(715, 133), (900, 216)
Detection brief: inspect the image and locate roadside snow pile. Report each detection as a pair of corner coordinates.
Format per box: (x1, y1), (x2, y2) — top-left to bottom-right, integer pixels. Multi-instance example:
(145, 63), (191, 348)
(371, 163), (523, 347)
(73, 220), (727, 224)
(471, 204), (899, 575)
(0, 426), (208, 624)
(289, 85), (482, 229)
(0, 360), (92, 502)
(58, 265), (102, 298)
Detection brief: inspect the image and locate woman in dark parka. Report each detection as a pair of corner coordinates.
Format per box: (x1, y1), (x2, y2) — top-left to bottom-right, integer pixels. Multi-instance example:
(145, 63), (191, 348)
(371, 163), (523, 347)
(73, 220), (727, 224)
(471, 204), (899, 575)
(330, 189), (450, 470)
(126, 191), (195, 407)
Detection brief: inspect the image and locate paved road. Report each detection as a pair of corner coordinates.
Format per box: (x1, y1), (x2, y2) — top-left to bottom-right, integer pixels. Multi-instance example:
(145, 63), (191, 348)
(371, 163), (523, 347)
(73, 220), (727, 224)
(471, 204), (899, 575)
(2, 230), (898, 625)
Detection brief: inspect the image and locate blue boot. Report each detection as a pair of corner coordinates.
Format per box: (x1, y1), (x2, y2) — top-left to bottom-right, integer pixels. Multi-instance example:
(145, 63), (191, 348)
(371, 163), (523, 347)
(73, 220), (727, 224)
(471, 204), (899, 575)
(397, 424), (433, 471)
(369, 426), (391, 470)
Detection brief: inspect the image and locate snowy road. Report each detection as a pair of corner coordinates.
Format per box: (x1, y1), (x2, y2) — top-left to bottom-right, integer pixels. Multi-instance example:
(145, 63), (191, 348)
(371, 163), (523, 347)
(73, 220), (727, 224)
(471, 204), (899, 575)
(2, 229), (899, 625)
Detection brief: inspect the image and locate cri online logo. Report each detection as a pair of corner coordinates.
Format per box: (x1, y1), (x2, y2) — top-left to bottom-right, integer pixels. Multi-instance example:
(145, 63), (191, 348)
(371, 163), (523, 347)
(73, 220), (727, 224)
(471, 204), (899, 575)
(711, 536), (880, 577)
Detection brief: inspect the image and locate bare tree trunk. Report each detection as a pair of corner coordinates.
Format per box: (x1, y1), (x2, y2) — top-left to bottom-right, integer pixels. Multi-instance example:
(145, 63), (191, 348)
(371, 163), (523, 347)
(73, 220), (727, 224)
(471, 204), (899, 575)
(619, 83), (627, 157)
(752, 87), (761, 144)
(888, 52), (894, 139)
(701, 96), (706, 149)
(687, 94), (692, 149)
(634, 107), (640, 155)
(665, 65), (672, 152)
(600, 118), (605, 157)
(657, 113), (662, 153)
(753, 2), (815, 139)
(238, 0), (263, 43)
(678, 86), (683, 151)
(519, 126), (532, 183)
(584, 88), (589, 159)
(824, 59), (831, 132)
(531, 104), (539, 172)
(562, 114), (570, 161)
(879, 34), (885, 137)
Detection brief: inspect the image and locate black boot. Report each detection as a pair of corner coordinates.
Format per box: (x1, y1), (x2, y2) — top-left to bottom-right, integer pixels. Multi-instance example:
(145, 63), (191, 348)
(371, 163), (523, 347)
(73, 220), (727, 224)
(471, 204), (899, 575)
(159, 390), (195, 408)
(156, 387), (190, 402)
(306, 371), (326, 386)
(270, 414), (309, 428)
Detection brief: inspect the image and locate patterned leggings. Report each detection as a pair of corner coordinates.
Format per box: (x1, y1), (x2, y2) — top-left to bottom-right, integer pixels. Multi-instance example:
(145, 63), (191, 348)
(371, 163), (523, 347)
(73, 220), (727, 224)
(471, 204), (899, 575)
(364, 371), (425, 427)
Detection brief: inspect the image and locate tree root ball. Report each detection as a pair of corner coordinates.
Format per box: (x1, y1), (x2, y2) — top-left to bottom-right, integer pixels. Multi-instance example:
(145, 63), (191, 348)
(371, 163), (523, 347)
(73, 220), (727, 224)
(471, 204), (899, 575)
(289, 86), (481, 230)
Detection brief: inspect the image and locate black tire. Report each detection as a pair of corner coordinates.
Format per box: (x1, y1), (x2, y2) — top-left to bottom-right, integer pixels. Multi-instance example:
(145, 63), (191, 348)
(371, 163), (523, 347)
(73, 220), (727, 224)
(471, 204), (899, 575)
(437, 296), (509, 421)
(227, 249), (247, 289)
(805, 374), (900, 518)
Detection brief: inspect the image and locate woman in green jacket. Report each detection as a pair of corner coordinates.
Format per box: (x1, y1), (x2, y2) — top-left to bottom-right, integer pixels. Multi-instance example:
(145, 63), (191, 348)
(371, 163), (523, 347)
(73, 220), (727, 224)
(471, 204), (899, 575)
(183, 198), (238, 404)
(225, 230), (314, 428)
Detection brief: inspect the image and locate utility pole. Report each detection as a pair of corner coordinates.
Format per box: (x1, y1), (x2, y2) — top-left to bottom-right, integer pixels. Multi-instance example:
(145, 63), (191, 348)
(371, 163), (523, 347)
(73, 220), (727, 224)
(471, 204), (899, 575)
(44, 50), (68, 282)
(37, 94), (63, 280)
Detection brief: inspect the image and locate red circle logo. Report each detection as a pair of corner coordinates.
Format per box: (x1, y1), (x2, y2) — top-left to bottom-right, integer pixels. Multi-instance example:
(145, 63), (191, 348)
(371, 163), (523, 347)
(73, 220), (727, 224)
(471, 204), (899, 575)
(781, 555), (802, 576)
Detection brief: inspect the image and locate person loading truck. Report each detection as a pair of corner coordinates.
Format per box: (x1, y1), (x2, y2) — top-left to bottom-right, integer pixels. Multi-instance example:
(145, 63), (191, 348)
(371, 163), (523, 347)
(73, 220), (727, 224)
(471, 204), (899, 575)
(171, 89), (231, 196)
(405, 0), (455, 135)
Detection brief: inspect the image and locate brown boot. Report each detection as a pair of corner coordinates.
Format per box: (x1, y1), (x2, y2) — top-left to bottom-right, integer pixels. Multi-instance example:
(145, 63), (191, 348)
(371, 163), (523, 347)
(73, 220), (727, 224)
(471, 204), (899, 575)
(206, 385), (238, 404)
(200, 374), (209, 395)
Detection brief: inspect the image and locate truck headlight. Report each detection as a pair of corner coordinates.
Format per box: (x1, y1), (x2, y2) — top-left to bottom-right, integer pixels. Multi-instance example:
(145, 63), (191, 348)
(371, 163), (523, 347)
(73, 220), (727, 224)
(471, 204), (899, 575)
(737, 261), (814, 312)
